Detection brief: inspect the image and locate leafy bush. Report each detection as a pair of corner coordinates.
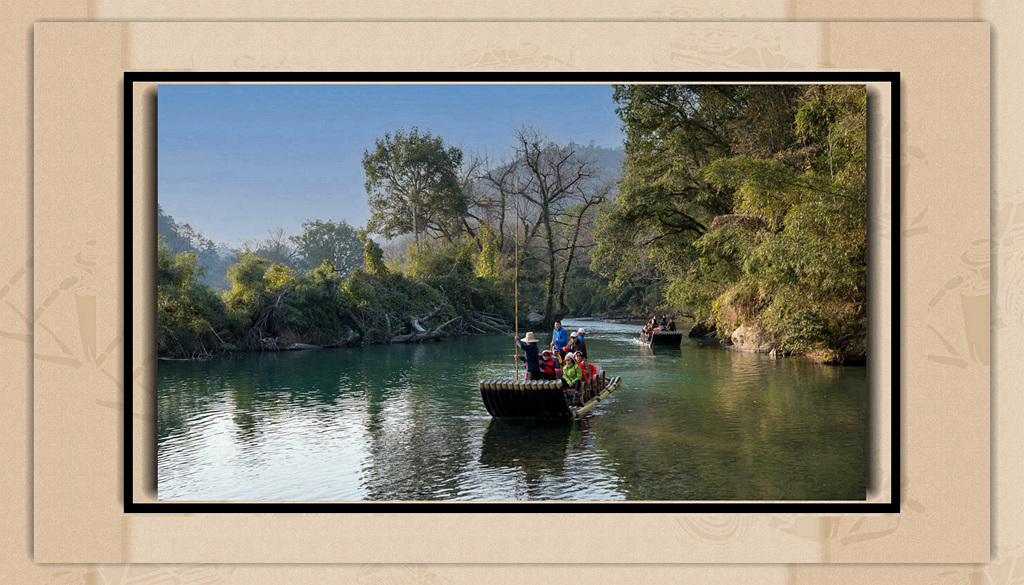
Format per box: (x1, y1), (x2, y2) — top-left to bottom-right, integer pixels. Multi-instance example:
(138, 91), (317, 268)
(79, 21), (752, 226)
(156, 238), (232, 357)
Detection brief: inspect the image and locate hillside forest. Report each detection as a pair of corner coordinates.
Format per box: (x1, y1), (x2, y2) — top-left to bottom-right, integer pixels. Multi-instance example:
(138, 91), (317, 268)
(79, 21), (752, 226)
(158, 84), (867, 364)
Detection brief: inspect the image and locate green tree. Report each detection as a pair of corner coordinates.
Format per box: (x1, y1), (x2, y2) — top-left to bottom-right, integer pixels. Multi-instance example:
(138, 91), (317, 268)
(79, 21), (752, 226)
(282, 260), (357, 346)
(363, 127), (467, 247)
(594, 85), (804, 301)
(599, 84), (867, 362)
(290, 219), (364, 275)
(703, 85), (867, 361)
(156, 237), (231, 357)
(356, 228), (389, 277)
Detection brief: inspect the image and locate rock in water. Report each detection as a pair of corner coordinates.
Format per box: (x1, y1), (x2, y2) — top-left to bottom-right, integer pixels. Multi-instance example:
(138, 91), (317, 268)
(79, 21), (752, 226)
(687, 320), (717, 338)
(730, 323), (777, 353)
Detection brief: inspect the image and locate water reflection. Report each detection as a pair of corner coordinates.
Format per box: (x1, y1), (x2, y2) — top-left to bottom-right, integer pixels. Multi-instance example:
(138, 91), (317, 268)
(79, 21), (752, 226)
(158, 318), (867, 501)
(480, 419), (572, 474)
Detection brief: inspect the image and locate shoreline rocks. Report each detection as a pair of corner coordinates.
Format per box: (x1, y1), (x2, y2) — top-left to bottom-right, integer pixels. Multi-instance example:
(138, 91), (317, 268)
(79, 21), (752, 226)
(729, 323), (778, 353)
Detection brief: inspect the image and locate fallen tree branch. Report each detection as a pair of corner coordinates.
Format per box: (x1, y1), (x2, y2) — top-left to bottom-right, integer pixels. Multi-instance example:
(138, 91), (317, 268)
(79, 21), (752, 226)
(390, 316), (462, 344)
(411, 304), (445, 333)
(344, 308), (367, 333)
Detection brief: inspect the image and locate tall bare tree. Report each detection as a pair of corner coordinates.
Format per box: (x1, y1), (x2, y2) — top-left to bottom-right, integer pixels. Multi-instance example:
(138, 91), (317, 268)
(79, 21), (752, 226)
(478, 128), (612, 328)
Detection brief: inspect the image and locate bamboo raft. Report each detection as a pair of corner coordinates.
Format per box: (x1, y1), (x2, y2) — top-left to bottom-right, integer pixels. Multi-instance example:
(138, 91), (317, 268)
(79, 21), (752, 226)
(635, 330), (684, 346)
(479, 369), (622, 419)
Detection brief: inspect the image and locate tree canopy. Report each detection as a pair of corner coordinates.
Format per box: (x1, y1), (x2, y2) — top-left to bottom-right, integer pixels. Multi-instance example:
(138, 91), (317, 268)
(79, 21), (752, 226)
(290, 219), (364, 275)
(362, 127), (467, 246)
(595, 84), (867, 362)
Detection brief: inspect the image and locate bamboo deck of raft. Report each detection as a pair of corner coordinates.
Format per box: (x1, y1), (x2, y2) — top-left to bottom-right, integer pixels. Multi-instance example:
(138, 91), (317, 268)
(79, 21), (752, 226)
(478, 373), (622, 419)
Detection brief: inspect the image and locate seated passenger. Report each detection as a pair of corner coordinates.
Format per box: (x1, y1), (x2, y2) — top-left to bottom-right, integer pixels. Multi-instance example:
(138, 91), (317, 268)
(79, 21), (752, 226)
(566, 331), (581, 356)
(575, 328), (588, 359)
(561, 355), (583, 405)
(667, 319), (676, 331)
(539, 350), (559, 380)
(575, 351), (598, 401)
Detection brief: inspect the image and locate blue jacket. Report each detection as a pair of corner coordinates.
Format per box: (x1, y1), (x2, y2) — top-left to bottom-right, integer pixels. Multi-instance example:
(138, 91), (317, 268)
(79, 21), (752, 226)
(551, 327), (568, 350)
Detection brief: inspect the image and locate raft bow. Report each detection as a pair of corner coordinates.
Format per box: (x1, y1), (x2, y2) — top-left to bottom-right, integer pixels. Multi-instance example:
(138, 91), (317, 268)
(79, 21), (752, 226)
(478, 371), (621, 419)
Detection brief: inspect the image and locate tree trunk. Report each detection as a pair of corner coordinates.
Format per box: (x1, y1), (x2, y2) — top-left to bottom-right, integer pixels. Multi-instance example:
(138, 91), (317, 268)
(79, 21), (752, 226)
(542, 204), (557, 331)
(556, 201), (594, 317)
(389, 316), (461, 343)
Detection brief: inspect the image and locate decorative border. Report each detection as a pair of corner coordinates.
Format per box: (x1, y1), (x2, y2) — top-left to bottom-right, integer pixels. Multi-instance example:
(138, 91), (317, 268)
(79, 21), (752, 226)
(125, 70), (900, 514)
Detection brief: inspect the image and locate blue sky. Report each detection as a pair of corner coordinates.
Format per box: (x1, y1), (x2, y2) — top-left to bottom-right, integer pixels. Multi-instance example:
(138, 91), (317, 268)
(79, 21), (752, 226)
(158, 83), (625, 246)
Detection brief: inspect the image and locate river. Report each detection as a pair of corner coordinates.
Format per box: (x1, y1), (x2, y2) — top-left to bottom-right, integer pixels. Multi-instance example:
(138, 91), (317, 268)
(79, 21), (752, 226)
(157, 318), (867, 501)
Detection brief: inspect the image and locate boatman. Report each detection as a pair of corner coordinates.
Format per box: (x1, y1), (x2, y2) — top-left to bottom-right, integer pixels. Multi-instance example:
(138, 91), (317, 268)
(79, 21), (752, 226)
(550, 320), (568, 354)
(515, 332), (542, 380)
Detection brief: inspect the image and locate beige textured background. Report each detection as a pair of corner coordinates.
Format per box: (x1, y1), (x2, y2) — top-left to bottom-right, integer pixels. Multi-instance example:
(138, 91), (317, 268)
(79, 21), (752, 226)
(41, 21), (937, 564)
(35, 19), (983, 566)
(0, 1), (1013, 584)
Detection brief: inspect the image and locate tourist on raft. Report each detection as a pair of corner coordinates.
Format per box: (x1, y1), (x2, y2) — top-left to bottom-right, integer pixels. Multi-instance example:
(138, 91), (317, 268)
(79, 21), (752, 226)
(561, 354), (584, 405)
(565, 331), (582, 358)
(575, 327), (588, 359)
(515, 332), (542, 381)
(575, 350), (597, 401)
(539, 349), (560, 380)
(666, 319), (676, 331)
(550, 320), (568, 354)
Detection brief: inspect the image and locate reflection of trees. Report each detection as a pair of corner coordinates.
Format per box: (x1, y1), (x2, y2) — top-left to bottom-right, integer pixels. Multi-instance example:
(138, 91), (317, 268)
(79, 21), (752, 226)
(159, 351), (359, 460)
(157, 360), (227, 442)
(695, 357), (865, 500)
(479, 419), (572, 482)
(356, 341), (483, 501)
(597, 348), (866, 501)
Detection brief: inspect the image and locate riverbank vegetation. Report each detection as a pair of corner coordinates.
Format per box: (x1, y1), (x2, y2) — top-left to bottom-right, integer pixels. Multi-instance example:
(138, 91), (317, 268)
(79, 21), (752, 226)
(595, 85), (867, 363)
(157, 84), (867, 363)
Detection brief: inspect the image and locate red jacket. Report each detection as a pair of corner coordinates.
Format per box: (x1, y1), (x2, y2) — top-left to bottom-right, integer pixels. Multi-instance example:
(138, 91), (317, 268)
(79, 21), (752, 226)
(579, 361), (596, 381)
(540, 357), (558, 378)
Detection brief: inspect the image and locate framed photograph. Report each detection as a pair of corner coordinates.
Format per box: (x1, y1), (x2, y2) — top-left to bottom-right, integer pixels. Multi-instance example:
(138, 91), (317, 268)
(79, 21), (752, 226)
(30, 21), (988, 565)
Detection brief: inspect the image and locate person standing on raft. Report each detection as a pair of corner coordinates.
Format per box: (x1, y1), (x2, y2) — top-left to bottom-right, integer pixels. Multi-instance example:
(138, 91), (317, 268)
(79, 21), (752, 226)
(565, 331), (582, 357)
(515, 332), (542, 381)
(550, 321), (568, 355)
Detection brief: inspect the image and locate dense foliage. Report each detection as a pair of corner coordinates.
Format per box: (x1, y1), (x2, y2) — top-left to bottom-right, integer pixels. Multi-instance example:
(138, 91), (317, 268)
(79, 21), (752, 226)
(157, 87), (867, 363)
(156, 237), (233, 358)
(363, 128), (467, 246)
(594, 84), (867, 362)
(156, 231), (510, 358)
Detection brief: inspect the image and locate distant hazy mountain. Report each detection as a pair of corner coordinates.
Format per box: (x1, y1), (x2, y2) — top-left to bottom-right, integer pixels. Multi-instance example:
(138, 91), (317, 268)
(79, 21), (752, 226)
(575, 143), (625, 196)
(158, 205), (235, 290)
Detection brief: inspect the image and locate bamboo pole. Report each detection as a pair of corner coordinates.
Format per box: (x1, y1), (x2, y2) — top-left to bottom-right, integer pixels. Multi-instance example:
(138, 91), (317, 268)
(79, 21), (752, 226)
(514, 176), (520, 380)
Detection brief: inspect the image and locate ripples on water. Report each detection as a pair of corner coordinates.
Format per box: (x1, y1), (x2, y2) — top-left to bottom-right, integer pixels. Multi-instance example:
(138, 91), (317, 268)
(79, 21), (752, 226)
(157, 319), (867, 501)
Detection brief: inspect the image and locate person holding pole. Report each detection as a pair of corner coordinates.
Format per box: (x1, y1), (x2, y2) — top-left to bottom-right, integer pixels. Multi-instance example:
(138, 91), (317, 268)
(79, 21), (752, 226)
(515, 332), (542, 381)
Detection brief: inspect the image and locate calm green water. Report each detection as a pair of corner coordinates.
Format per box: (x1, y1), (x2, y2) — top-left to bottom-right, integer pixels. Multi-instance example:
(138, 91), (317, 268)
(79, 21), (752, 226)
(157, 318), (866, 501)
